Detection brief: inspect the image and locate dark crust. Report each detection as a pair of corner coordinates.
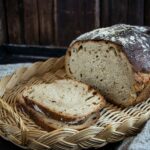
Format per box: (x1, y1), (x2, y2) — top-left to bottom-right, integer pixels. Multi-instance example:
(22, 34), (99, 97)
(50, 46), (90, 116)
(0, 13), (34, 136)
(17, 95), (100, 131)
(134, 82), (150, 105)
(71, 24), (150, 73)
(22, 79), (105, 122)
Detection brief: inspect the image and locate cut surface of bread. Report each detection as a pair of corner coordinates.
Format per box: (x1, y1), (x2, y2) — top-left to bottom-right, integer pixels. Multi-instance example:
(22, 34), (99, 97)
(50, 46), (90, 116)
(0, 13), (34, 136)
(65, 40), (150, 107)
(18, 94), (100, 131)
(22, 79), (105, 122)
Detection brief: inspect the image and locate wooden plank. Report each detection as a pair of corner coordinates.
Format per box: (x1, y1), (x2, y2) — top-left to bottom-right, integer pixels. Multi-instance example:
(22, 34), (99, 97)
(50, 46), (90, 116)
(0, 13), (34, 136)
(100, 0), (110, 27)
(37, 0), (54, 45)
(5, 0), (22, 43)
(100, 0), (144, 26)
(23, 0), (39, 44)
(82, 0), (97, 31)
(95, 0), (100, 28)
(54, 0), (97, 46)
(0, 0), (6, 44)
(110, 0), (128, 25)
(144, 0), (150, 26)
(127, 0), (144, 25)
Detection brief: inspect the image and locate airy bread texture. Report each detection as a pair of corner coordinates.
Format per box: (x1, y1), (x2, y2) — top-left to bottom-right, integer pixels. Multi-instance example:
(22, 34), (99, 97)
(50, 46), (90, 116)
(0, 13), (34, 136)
(18, 79), (105, 130)
(18, 95), (100, 131)
(66, 39), (150, 107)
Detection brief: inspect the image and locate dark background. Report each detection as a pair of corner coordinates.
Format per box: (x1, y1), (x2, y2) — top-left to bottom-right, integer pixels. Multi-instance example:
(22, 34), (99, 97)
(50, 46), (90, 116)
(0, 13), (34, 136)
(0, 0), (150, 47)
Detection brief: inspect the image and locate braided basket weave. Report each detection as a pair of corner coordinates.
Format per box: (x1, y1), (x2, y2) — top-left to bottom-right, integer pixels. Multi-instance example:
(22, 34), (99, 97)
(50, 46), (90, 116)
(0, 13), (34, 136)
(0, 56), (150, 150)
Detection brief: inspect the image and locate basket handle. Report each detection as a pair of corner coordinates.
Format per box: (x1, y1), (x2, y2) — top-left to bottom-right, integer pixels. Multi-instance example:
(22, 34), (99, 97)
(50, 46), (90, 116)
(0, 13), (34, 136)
(0, 98), (28, 145)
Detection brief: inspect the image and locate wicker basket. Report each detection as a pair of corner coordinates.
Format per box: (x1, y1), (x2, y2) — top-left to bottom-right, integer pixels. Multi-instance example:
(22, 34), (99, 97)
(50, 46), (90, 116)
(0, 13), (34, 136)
(0, 56), (150, 150)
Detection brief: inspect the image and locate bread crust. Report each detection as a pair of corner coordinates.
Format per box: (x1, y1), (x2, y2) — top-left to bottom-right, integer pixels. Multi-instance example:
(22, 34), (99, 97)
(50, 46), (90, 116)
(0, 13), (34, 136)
(17, 95), (100, 131)
(22, 79), (105, 122)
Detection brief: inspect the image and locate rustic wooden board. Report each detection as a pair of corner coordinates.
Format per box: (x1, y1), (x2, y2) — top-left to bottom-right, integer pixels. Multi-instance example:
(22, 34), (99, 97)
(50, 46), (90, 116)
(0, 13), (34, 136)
(1, 0), (150, 46)
(0, 0), (6, 44)
(110, 0), (128, 25)
(54, 0), (97, 46)
(23, 0), (39, 44)
(4, 0), (22, 43)
(144, 0), (150, 26)
(37, 0), (54, 45)
(127, 0), (144, 25)
(100, 0), (111, 27)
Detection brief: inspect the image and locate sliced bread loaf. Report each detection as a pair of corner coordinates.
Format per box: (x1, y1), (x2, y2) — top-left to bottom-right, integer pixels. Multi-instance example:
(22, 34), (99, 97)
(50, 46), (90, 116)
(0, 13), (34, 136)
(21, 79), (105, 122)
(17, 79), (105, 130)
(65, 24), (150, 107)
(18, 95), (99, 131)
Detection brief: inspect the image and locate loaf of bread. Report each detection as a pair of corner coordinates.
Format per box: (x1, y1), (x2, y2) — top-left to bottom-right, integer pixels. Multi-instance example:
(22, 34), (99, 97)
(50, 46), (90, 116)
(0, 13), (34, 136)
(18, 79), (105, 130)
(65, 24), (150, 107)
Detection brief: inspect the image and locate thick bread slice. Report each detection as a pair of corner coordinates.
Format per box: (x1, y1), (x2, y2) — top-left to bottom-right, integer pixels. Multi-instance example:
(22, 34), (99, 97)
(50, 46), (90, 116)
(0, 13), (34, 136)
(65, 24), (150, 107)
(22, 79), (105, 122)
(17, 95), (100, 131)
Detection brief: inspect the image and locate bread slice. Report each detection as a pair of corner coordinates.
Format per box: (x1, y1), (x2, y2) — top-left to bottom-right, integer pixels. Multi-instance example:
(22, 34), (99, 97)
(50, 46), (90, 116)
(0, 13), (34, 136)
(22, 79), (105, 122)
(66, 40), (150, 107)
(18, 95), (100, 131)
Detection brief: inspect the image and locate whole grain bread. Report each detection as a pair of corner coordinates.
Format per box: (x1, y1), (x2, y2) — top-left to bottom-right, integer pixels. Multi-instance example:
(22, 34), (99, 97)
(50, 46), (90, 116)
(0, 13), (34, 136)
(65, 24), (150, 107)
(17, 79), (104, 131)
(18, 95), (100, 131)
(21, 79), (105, 123)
